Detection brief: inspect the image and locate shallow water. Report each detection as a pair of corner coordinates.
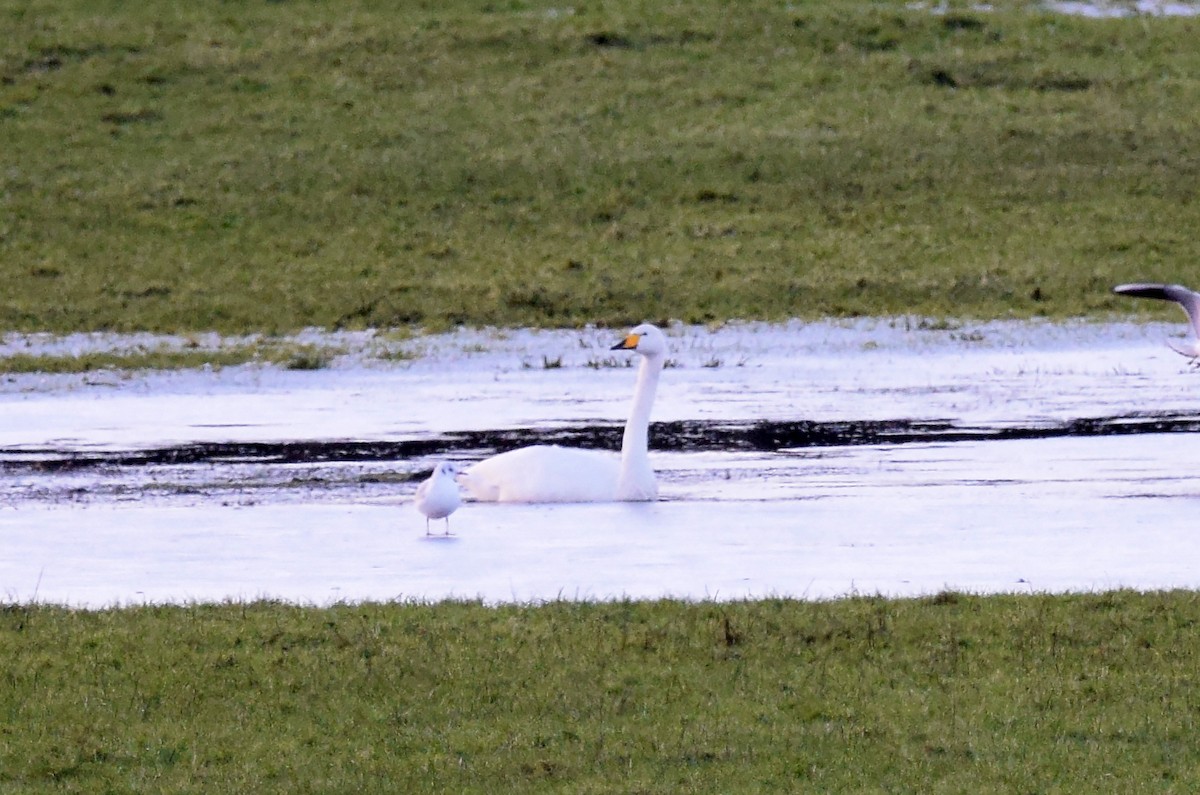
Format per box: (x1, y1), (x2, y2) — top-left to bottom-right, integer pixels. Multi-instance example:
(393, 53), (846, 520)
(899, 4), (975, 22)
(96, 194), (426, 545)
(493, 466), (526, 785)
(913, 0), (1200, 17)
(3, 319), (1200, 606)
(1043, 0), (1200, 17)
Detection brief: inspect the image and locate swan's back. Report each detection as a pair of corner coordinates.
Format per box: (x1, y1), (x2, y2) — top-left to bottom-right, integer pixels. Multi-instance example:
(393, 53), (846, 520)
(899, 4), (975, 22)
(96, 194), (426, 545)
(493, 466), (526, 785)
(461, 445), (620, 503)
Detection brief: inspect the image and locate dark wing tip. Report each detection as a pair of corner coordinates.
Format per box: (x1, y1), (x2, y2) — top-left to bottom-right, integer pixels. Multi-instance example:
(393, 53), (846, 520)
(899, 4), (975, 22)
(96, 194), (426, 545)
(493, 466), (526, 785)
(1112, 283), (1190, 301)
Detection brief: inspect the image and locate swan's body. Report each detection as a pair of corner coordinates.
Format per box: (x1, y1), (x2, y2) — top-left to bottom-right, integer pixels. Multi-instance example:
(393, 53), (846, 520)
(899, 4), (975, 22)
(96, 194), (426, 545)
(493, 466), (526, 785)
(459, 445), (622, 503)
(414, 462), (462, 535)
(460, 324), (666, 503)
(1113, 283), (1200, 358)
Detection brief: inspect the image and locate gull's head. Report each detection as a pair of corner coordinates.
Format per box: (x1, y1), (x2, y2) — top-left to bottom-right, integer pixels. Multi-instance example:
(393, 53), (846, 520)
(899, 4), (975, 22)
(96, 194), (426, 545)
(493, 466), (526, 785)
(610, 323), (667, 357)
(435, 462), (460, 478)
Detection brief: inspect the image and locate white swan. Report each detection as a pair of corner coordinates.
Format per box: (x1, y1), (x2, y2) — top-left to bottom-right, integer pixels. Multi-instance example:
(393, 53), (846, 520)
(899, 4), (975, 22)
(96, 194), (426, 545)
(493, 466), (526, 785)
(414, 461), (462, 535)
(1113, 282), (1200, 359)
(459, 323), (667, 503)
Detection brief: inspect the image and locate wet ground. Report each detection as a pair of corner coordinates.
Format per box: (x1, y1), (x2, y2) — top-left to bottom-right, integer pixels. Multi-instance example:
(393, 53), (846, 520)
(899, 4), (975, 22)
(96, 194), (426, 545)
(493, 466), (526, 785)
(3, 319), (1200, 606)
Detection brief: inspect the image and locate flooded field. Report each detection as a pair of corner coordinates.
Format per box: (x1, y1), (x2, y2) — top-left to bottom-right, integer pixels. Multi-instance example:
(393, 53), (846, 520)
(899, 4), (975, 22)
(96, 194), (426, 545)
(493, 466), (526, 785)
(3, 319), (1200, 606)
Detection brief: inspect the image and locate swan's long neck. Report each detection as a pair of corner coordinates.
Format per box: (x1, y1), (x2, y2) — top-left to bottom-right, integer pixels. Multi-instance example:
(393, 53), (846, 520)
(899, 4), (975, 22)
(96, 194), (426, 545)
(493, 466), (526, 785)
(616, 352), (663, 498)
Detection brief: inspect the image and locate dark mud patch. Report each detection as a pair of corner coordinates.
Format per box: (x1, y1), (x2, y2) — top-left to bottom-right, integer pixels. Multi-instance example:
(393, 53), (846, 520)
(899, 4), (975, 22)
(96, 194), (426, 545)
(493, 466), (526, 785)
(4, 412), (1198, 473)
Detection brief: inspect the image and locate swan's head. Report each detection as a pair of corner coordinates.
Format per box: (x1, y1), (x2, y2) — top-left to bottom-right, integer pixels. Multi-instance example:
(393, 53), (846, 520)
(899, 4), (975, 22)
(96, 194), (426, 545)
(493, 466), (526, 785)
(610, 323), (667, 357)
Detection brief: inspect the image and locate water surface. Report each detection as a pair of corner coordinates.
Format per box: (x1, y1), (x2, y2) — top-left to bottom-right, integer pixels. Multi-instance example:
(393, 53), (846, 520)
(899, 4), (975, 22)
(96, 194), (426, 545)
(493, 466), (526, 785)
(2, 319), (1198, 606)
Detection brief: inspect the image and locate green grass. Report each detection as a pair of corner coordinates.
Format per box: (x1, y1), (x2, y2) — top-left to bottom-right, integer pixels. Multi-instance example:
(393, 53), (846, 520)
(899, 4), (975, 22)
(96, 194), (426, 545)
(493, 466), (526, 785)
(0, 341), (343, 374)
(3, 0), (1200, 334)
(6, 3), (1200, 790)
(0, 347), (252, 374)
(3, 591), (1200, 792)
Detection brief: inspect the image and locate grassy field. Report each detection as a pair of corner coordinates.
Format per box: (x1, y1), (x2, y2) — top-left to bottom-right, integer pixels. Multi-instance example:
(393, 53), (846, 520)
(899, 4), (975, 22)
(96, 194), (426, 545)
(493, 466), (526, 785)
(0, 340), (342, 374)
(3, 0), (1200, 334)
(6, 3), (1200, 791)
(3, 591), (1200, 792)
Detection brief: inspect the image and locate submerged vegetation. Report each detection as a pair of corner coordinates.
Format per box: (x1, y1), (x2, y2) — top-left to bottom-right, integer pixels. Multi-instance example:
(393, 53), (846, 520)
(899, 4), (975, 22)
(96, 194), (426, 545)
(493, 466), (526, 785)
(2, 0), (1200, 334)
(4, 592), (1200, 792)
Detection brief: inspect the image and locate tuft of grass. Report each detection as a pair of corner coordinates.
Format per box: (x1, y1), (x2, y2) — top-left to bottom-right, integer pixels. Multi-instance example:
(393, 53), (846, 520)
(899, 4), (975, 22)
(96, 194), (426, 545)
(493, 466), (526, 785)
(280, 345), (332, 371)
(585, 355), (635, 369)
(375, 347), (418, 363)
(2, 1), (1200, 335)
(3, 592), (1200, 791)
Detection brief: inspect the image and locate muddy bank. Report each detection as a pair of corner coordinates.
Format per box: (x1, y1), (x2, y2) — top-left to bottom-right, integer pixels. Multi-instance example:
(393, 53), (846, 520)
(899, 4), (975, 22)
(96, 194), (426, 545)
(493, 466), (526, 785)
(5, 412), (1200, 473)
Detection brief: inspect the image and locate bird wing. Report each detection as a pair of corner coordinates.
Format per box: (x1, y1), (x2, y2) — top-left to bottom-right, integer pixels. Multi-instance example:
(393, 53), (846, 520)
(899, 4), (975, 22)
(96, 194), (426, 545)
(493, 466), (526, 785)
(1113, 283), (1200, 339)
